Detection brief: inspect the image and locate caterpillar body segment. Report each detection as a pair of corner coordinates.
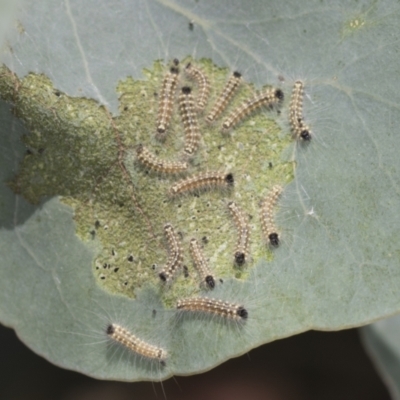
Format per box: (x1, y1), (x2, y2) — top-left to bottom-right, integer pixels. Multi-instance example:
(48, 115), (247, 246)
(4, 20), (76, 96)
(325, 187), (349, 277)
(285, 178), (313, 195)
(106, 324), (168, 366)
(206, 71), (242, 123)
(260, 185), (283, 247)
(185, 63), (210, 110)
(222, 88), (284, 130)
(189, 238), (215, 289)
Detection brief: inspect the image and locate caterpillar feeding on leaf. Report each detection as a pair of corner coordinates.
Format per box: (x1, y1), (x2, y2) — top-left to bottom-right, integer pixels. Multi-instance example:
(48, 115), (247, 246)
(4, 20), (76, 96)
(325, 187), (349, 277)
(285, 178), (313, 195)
(169, 171), (234, 197)
(106, 323), (168, 366)
(185, 63), (210, 110)
(156, 61), (180, 138)
(227, 201), (250, 266)
(176, 297), (248, 321)
(206, 71), (242, 123)
(260, 185), (283, 247)
(289, 80), (312, 141)
(136, 144), (188, 174)
(179, 86), (201, 157)
(189, 238), (216, 289)
(158, 223), (183, 282)
(222, 88), (284, 130)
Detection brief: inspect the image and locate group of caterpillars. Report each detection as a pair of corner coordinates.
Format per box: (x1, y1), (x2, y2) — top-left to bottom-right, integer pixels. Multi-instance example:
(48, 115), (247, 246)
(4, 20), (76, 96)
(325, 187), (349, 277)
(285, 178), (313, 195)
(107, 59), (312, 367)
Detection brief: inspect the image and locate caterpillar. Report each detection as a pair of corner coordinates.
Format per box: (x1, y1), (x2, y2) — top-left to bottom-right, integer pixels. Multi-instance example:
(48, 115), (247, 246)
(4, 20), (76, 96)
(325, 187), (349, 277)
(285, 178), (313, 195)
(156, 63), (180, 137)
(227, 201), (250, 266)
(169, 171), (234, 197)
(185, 63), (211, 110)
(289, 80), (311, 141)
(189, 238), (215, 289)
(260, 185), (283, 247)
(176, 297), (248, 320)
(136, 144), (188, 174)
(179, 86), (201, 157)
(106, 323), (167, 366)
(206, 71), (242, 123)
(222, 88), (284, 130)
(159, 223), (183, 282)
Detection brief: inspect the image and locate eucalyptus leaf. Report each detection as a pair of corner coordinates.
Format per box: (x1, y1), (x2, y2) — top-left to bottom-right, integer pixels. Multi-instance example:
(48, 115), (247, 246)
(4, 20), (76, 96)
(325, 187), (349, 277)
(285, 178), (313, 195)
(1, 0), (400, 382)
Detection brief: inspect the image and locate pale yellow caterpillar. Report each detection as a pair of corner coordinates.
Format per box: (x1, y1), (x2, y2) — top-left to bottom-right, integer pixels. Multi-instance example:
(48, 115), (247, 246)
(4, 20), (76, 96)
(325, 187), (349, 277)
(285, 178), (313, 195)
(136, 144), (188, 174)
(222, 88), (284, 130)
(185, 63), (210, 110)
(106, 323), (168, 366)
(227, 201), (250, 266)
(169, 171), (234, 197)
(206, 71), (242, 123)
(156, 63), (180, 137)
(289, 80), (311, 141)
(189, 238), (215, 288)
(178, 86), (200, 157)
(176, 297), (248, 320)
(159, 223), (183, 282)
(260, 185), (283, 246)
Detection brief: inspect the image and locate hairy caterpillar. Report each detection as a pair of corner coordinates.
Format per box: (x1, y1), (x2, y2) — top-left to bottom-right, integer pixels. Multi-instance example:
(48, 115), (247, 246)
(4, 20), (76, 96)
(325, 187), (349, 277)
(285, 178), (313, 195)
(176, 297), (248, 320)
(169, 171), (234, 197)
(179, 86), (201, 157)
(185, 63), (210, 110)
(136, 144), (188, 174)
(222, 88), (284, 130)
(227, 201), (250, 266)
(260, 185), (283, 246)
(289, 80), (312, 141)
(206, 71), (242, 123)
(106, 323), (167, 366)
(159, 223), (183, 282)
(156, 63), (180, 137)
(189, 238), (215, 288)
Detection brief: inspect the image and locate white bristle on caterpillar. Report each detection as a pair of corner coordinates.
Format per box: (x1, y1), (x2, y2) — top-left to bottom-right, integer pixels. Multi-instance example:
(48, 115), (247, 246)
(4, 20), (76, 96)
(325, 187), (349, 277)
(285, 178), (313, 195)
(222, 88), (284, 130)
(185, 63), (210, 110)
(227, 201), (250, 266)
(206, 71), (242, 123)
(260, 185), (283, 247)
(289, 80), (312, 141)
(179, 86), (201, 157)
(189, 238), (215, 289)
(159, 223), (183, 282)
(176, 297), (248, 320)
(136, 144), (188, 174)
(169, 171), (234, 197)
(106, 323), (167, 365)
(156, 64), (180, 138)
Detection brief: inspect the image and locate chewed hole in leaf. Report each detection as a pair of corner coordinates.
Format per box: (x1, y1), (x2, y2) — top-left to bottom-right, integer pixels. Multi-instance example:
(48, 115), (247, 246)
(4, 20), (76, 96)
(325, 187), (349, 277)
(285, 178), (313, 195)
(0, 58), (294, 308)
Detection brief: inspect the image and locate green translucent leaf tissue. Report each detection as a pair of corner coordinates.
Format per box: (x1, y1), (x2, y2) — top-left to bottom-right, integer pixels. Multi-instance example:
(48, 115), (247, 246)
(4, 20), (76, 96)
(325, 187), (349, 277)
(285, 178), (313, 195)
(1, 0), (400, 382)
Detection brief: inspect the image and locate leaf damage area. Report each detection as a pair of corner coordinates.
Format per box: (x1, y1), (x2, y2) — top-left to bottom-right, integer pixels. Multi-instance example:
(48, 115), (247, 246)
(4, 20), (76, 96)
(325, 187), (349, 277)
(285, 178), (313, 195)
(0, 60), (293, 306)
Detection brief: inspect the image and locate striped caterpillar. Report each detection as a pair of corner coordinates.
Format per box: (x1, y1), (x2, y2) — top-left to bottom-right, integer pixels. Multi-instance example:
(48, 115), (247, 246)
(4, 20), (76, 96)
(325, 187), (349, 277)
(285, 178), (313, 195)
(227, 201), (250, 266)
(156, 62), (180, 138)
(185, 63), (210, 110)
(206, 71), (242, 123)
(159, 223), (183, 282)
(260, 185), (283, 246)
(136, 144), (188, 174)
(289, 80), (311, 141)
(176, 297), (248, 320)
(222, 88), (284, 130)
(179, 87), (201, 157)
(169, 171), (234, 197)
(106, 323), (167, 366)
(189, 238), (215, 289)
